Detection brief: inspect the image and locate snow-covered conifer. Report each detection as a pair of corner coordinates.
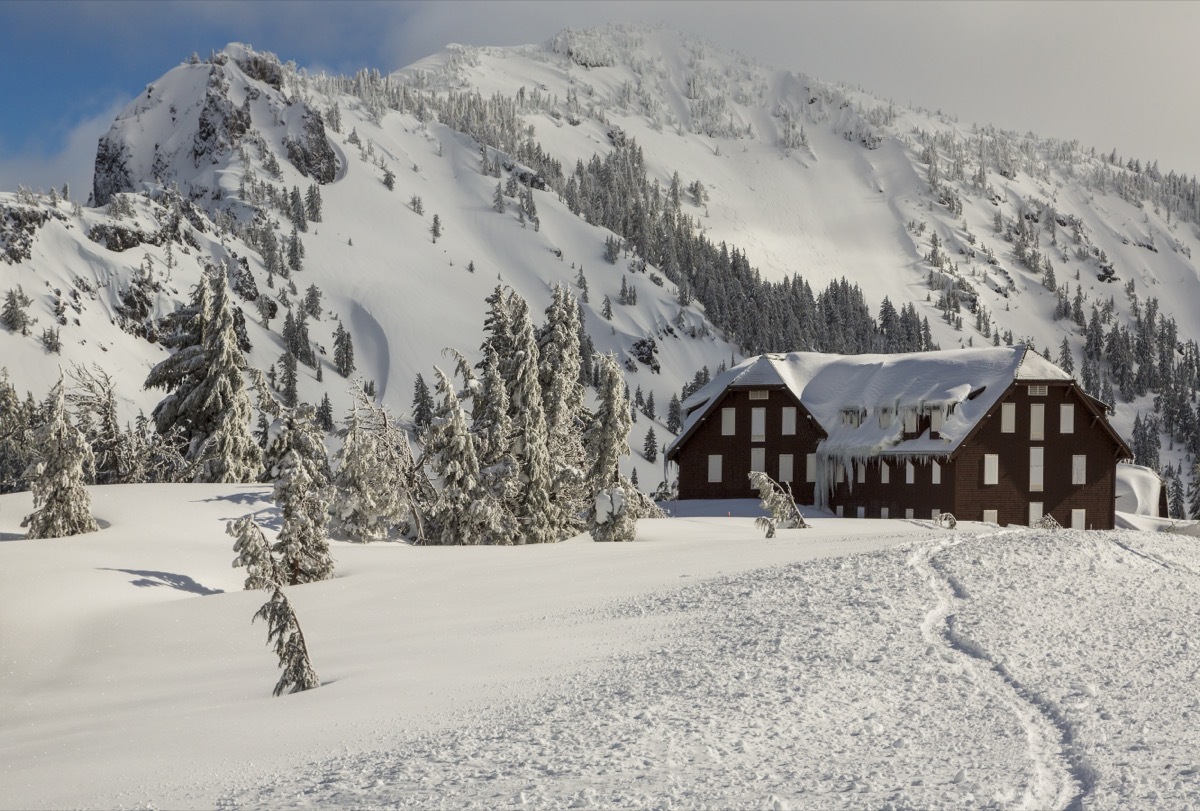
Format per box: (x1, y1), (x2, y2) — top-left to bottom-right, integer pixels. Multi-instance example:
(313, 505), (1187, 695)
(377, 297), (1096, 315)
(273, 447), (334, 585)
(505, 295), (556, 543)
(643, 427), (658, 462)
(585, 354), (637, 543)
(2, 286), (33, 334)
(229, 515), (282, 590)
(430, 214), (442, 243)
(424, 368), (506, 545)
(262, 403), (330, 487)
(144, 268), (261, 483)
(1189, 462), (1200, 520)
(23, 377), (98, 539)
(279, 351), (299, 408)
(303, 284), (322, 319)
(254, 585), (319, 696)
(412, 373), (434, 430)
(748, 471), (808, 537)
(538, 284), (587, 523)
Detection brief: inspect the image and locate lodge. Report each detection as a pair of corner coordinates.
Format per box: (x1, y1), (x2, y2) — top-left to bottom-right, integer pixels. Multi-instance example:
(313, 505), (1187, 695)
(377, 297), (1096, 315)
(665, 347), (1133, 529)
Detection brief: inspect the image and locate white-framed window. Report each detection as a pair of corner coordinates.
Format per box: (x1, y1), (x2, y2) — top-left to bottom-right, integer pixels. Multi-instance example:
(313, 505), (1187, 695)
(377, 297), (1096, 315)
(983, 509), (998, 524)
(931, 461), (941, 485)
(782, 406), (797, 436)
(930, 409), (944, 434)
(1071, 509), (1086, 530)
(708, 454), (722, 483)
(721, 407), (735, 436)
(1030, 447), (1044, 492)
(779, 454), (794, 483)
(905, 508), (914, 520)
(983, 454), (999, 486)
(904, 409), (918, 433)
(1029, 501), (1043, 525)
(1061, 404), (1074, 434)
(857, 463), (866, 484)
(806, 453), (817, 483)
(751, 407), (766, 442)
(880, 507), (890, 519)
(836, 505), (844, 517)
(748, 389), (769, 400)
(836, 463), (845, 484)
(857, 506), (865, 519)
(1001, 402), (1015, 434)
(880, 461), (890, 484)
(932, 509), (941, 521)
(1028, 384), (1048, 397)
(906, 461), (915, 484)
(750, 447), (765, 473)
(878, 409), (893, 428)
(1072, 455), (1086, 485)
(1030, 404), (1045, 440)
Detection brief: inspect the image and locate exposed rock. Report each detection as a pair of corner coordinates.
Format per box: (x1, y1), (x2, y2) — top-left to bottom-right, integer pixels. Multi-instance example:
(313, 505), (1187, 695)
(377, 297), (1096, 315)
(284, 106), (337, 184)
(92, 134), (134, 207)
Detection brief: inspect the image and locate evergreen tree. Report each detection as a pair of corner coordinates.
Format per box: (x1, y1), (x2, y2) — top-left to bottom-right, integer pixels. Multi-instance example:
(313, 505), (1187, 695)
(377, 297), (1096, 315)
(537, 284), (587, 525)
(333, 321), (355, 378)
(315, 393), (334, 431)
(289, 186), (307, 231)
(430, 213), (442, 243)
(303, 284), (322, 319)
(331, 385), (423, 542)
(410, 195), (424, 215)
(0, 368), (34, 492)
(22, 378), (98, 538)
(253, 584), (320, 696)
(229, 515), (283, 590)
(643, 390), (656, 421)
(412, 373), (434, 431)
(272, 446), (334, 585)
(585, 354), (637, 543)
(667, 393), (682, 434)
(1189, 462), (1200, 519)
(279, 351), (299, 408)
(1057, 337), (1075, 375)
(145, 268), (261, 482)
(643, 426), (658, 462)
(602, 295), (613, 320)
(493, 181), (505, 213)
(304, 183), (322, 222)
(2, 287), (33, 334)
(505, 295), (556, 543)
(382, 167), (395, 190)
(424, 368), (506, 545)
(748, 471), (808, 537)
(1169, 470), (1185, 519)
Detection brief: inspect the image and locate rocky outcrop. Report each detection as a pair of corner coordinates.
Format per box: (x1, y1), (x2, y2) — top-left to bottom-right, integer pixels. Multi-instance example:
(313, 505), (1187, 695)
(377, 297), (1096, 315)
(92, 134), (134, 207)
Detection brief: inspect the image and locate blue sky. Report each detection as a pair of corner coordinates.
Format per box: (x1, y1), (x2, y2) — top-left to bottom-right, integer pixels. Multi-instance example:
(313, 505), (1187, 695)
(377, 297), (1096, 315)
(3, 1), (1198, 199)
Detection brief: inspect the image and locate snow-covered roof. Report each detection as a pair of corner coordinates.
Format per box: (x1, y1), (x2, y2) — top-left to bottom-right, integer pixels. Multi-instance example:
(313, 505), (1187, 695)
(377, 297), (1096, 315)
(671, 346), (1073, 460)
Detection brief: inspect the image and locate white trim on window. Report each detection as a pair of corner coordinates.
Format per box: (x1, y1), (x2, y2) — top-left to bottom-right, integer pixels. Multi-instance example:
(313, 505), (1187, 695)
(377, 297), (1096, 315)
(1028, 384), (1048, 397)
(1001, 402), (1015, 434)
(781, 406), (797, 436)
(904, 409), (918, 433)
(1061, 403), (1074, 434)
(880, 461), (890, 484)
(748, 389), (769, 400)
(857, 506), (865, 519)
(721, 407), (735, 436)
(905, 508), (914, 520)
(751, 407), (766, 442)
(880, 507), (890, 519)
(857, 462), (866, 484)
(1071, 509), (1086, 530)
(983, 454), (999, 485)
(806, 453), (816, 483)
(1030, 447), (1044, 492)
(708, 454), (722, 483)
(779, 454), (794, 483)
(983, 509), (998, 524)
(1030, 404), (1045, 441)
(906, 461), (915, 484)
(1029, 501), (1043, 525)
(931, 460), (941, 485)
(930, 409), (944, 434)
(1072, 454), (1086, 485)
(750, 447), (765, 474)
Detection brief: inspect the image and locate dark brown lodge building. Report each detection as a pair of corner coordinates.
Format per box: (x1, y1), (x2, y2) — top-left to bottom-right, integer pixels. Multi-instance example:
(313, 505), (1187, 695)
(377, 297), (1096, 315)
(665, 347), (1133, 529)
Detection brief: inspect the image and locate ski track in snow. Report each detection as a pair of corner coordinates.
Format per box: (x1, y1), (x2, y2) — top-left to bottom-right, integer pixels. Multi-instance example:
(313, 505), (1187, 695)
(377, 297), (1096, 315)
(217, 533), (1072, 810)
(910, 535), (1081, 811)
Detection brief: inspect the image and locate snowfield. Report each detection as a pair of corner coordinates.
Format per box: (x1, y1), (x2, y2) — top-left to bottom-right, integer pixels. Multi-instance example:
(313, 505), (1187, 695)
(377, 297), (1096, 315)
(2, 485), (1198, 810)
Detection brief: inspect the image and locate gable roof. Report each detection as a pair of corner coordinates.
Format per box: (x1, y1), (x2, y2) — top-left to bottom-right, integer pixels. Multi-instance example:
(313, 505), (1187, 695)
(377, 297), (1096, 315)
(668, 346), (1078, 461)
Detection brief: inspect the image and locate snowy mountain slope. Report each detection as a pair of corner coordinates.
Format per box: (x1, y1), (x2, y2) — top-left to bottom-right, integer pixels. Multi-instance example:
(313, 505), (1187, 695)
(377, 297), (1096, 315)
(2, 484), (1197, 808)
(3, 27), (1200, 485)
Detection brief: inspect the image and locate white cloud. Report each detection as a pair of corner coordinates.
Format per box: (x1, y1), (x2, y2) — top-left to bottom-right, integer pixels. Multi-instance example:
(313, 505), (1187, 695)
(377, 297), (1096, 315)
(0, 97), (129, 204)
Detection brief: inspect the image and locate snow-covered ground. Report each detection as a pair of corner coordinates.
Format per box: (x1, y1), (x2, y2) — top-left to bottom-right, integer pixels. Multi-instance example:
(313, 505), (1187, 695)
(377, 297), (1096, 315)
(2, 485), (1198, 809)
